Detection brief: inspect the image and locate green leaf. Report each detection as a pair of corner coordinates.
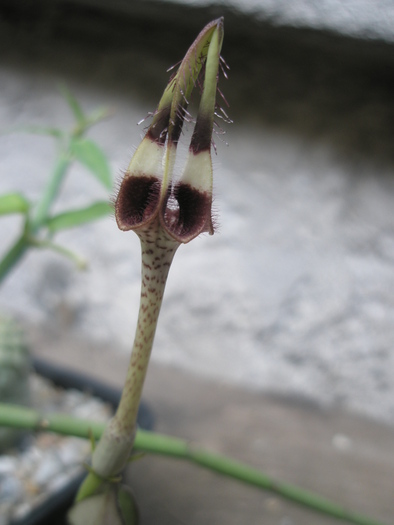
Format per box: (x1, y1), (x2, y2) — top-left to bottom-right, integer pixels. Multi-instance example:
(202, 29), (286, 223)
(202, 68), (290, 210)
(70, 138), (112, 189)
(60, 85), (85, 125)
(46, 201), (113, 232)
(0, 193), (30, 216)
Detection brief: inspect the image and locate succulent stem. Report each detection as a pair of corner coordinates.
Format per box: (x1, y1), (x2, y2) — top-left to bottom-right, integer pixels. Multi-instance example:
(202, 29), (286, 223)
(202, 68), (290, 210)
(76, 224), (179, 501)
(112, 231), (179, 438)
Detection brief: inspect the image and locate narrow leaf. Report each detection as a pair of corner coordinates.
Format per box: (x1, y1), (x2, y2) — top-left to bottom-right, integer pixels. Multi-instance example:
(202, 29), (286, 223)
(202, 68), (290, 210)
(0, 193), (30, 216)
(60, 85), (85, 125)
(46, 201), (113, 232)
(70, 138), (112, 189)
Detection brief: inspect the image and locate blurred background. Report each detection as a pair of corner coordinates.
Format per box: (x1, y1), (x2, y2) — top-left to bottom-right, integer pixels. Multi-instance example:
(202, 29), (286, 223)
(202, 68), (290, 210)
(1, 0), (394, 424)
(1, 1), (394, 522)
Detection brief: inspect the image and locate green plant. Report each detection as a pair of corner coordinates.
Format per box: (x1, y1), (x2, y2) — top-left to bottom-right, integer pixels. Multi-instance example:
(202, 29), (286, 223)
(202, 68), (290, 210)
(0, 86), (113, 284)
(0, 19), (390, 525)
(69, 19), (225, 523)
(0, 87), (113, 453)
(0, 315), (30, 450)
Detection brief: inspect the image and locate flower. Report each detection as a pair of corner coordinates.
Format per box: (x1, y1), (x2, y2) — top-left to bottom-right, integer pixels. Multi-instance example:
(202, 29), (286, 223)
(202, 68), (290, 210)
(72, 20), (228, 512)
(115, 18), (224, 244)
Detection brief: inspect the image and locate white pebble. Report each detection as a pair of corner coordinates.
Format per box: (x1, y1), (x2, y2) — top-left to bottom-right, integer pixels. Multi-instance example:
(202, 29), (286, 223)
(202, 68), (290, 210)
(33, 451), (64, 487)
(0, 456), (17, 475)
(0, 476), (24, 503)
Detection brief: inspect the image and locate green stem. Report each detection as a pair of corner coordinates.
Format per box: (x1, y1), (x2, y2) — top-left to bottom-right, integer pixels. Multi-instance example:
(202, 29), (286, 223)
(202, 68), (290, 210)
(113, 236), (178, 435)
(31, 151), (71, 232)
(0, 404), (388, 525)
(0, 144), (76, 286)
(0, 150), (72, 285)
(185, 450), (380, 525)
(76, 232), (179, 501)
(0, 403), (105, 437)
(0, 234), (29, 285)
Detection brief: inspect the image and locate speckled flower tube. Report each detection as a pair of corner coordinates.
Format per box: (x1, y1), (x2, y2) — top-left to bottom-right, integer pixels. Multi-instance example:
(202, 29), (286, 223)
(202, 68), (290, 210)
(71, 18), (225, 517)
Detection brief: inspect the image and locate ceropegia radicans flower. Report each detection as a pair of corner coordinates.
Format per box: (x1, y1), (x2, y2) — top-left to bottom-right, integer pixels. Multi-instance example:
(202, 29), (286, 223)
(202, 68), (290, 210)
(72, 19), (228, 516)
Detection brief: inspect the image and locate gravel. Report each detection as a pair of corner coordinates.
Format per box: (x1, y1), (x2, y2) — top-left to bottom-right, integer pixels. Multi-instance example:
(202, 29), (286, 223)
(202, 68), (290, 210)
(0, 374), (112, 525)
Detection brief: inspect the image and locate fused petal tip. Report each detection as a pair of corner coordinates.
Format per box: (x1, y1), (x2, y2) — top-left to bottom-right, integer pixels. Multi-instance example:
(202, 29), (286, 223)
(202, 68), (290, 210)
(115, 18), (227, 243)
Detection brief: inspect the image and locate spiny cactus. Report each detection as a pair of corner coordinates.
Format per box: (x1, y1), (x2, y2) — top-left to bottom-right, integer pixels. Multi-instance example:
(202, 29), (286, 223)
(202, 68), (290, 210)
(0, 315), (31, 450)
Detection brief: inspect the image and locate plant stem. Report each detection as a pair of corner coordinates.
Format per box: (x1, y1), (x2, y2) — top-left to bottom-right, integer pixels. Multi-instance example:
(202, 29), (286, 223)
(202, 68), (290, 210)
(113, 235), (179, 436)
(31, 151), (71, 232)
(76, 229), (179, 500)
(0, 151), (72, 285)
(0, 403), (389, 525)
(0, 402), (106, 437)
(0, 234), (28, 285)
(184, 450), (382, 525)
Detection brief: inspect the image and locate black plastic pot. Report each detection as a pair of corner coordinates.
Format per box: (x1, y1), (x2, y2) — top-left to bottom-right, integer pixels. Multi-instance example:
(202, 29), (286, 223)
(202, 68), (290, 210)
(10, 357), (154, 525)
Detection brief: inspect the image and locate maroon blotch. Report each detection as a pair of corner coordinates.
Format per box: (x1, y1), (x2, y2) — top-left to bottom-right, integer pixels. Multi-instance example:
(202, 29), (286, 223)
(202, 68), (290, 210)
(116, 175), (161, 231)
(146, 106), (171, 145)
(189, 113), (212, 154)
(163, 182), (212, 242)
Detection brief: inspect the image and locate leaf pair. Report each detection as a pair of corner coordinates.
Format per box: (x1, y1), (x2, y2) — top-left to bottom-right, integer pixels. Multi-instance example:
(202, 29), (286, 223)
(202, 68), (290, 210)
(0, 87), (114, 283)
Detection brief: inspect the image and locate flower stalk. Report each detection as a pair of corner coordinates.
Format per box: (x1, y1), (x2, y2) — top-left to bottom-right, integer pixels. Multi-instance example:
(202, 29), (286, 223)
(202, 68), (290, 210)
(72, 18), (225, 516)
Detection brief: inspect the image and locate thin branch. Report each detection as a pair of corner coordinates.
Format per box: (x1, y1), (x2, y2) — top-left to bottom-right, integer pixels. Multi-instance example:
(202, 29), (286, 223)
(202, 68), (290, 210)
(0, 404), (388, 525)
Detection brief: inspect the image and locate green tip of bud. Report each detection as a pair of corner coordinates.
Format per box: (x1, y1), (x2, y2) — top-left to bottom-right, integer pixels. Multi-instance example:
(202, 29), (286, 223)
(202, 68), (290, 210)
(190, 18), (224, 154)
(68, 484), (139, 525)
(147, 17), (224, 149)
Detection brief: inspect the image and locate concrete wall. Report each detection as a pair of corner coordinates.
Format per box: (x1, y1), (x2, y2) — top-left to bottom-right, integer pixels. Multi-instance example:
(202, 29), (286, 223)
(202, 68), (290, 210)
(1, 2), (394, 424)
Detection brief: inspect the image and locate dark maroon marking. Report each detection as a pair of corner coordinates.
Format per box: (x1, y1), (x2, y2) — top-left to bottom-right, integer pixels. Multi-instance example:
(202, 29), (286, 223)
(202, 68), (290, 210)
(189, 112), (212, 153)
(115, 175), (161, 231)
(163, 182), (212, 242)
(146, 105), (171, 145)
(169, 103), (187, 145)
